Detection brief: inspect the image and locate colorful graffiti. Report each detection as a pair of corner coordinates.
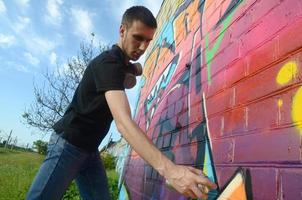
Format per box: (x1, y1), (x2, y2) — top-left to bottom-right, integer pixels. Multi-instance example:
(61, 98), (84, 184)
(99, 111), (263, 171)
(276, 61), (302, 133)
(217, 168), (250, 200)
(118, 0), (302, 199)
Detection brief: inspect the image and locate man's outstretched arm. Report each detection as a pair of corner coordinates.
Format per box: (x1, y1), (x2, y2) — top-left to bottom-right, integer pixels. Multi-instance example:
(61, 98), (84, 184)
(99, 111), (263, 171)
(105, 90), (216, 199)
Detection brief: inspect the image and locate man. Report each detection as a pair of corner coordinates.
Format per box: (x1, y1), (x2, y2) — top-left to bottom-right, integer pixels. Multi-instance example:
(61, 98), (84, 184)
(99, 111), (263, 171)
(27, 6), (216, 200)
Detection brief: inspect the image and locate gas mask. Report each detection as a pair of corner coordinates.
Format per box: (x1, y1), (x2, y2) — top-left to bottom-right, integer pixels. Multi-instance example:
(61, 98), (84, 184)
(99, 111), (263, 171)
(124, 62), (142, 89)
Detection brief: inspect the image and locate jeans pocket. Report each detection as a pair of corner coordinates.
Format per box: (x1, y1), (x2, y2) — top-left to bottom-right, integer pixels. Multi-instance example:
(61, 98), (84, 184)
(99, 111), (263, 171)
(46, 133), (64, 159)
(48, 132), (60, 145)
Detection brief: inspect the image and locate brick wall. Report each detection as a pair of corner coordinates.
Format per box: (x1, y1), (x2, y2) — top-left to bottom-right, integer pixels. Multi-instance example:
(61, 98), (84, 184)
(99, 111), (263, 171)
(118, 0), (302, 199)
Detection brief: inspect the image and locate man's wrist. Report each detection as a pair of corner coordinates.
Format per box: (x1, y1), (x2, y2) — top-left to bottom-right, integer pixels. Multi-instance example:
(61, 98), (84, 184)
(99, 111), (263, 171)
(155, 154), (175, 178)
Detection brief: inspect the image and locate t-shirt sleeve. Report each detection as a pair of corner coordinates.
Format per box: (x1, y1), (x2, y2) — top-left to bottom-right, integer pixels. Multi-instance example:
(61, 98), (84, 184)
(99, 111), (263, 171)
(91, 56), (125, 93)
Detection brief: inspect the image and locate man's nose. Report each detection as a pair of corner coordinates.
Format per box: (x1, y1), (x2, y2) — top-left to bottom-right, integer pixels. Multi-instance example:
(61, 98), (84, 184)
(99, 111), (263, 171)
(138, 41), (148, 52)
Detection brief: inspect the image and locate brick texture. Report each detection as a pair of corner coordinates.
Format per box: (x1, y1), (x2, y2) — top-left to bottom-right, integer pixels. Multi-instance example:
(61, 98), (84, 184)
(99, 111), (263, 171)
(119, 0), (302, 199)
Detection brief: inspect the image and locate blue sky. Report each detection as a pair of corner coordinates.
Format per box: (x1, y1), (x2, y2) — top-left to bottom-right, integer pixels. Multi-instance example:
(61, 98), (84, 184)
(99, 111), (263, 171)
(0, 0), (161, 149)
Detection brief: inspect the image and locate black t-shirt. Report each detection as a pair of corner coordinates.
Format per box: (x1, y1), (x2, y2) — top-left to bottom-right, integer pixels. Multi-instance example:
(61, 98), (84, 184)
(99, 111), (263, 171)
(53, 45), (126, 151)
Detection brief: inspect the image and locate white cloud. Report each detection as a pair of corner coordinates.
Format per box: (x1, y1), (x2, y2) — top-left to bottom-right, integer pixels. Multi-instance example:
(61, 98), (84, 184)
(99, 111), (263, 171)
(0, 0), (6, 13)
(3, 61), (29, 73)
(5, 18), (58, 55)
(20, 0), (30, 5)
(15, 64), (29, 73)
(24, 52), (40, 66)
(28, 37), (56, 54)
(0, 34), (16, 47)
(45, 0), (63, 26)
(14, 0), (30, 9)
(70, 7), (94, 39)
(13, 16), (31, 33)
(50, 52), (57, 65)
(13, 25), (60, 56)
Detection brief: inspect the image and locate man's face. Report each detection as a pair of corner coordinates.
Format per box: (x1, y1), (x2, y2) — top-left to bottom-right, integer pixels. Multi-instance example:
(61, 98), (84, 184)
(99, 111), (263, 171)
(120, 20), (156, 61)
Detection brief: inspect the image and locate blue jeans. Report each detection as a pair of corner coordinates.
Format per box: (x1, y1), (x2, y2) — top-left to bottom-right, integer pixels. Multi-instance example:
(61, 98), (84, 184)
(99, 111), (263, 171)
(26, 132), (111, 200)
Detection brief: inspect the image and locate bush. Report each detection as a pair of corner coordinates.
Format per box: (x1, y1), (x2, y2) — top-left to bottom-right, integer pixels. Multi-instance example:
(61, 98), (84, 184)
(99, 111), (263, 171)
(61, 171), (119, 200)
(107, 170), (119, 200)
(33, 140), (48, 155)
(63, 181), (81, 200)
(58, 152), (118, 199)
(101, 152), (116, 170)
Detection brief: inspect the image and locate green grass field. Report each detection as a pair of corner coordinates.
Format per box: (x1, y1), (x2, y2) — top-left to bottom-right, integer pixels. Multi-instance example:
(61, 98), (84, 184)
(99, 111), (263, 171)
(0, 147), (44, 199)
(0, 147), (119, 200)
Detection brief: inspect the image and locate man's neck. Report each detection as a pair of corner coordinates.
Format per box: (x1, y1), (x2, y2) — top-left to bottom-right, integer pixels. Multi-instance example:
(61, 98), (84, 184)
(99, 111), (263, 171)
(117, 42), (130, 65)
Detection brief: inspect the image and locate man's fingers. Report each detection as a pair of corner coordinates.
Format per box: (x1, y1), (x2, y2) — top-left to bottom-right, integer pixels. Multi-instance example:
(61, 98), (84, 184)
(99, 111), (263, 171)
(166, 165), (217, 199)
(187, 166), (203, 175)
(191, 185), (206, 199)
(186, 166), (217, 190)
(185, 190), (198, 199)
(197, 184), (210, 194)
(195, 176), (217, 190)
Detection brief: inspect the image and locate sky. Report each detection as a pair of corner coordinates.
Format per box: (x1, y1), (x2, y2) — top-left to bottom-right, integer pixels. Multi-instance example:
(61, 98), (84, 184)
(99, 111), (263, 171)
(0, 0), (162, 149)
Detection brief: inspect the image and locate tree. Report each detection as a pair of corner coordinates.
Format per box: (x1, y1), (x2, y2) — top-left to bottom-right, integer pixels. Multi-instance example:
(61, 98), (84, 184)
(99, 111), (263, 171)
(33, 140), (48, 155)
(22, 36), (109, 133)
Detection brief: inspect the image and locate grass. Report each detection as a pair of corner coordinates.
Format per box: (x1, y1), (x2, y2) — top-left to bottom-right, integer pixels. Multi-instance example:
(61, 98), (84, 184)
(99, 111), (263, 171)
(62, 170), (119, 200)
(0, 147), (119, 200)
(0, 147), (44, 200)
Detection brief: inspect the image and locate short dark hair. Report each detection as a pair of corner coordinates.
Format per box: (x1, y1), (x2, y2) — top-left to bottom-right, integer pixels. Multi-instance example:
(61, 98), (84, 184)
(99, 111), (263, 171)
(122, 6), (157, 29)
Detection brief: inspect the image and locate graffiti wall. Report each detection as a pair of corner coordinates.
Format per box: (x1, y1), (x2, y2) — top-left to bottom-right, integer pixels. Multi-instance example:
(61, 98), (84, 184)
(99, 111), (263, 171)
(119, 0), (302, 199)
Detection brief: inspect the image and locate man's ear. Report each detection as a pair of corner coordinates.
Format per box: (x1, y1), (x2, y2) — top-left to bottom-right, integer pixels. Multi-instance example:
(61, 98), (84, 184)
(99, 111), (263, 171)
(119, 24), (126, 37)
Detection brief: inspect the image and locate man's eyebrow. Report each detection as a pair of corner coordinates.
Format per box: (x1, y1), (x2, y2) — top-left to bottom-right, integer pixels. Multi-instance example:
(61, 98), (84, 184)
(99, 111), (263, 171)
(133, 34), (144, 40)
(133, 34), (153, 42)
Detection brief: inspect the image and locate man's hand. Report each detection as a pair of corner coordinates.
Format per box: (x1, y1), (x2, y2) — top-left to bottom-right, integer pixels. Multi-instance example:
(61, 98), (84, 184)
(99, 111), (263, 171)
(105, 90), (217, 199)
(124, 63), (143, 89)
(165, 165), (217, 199)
